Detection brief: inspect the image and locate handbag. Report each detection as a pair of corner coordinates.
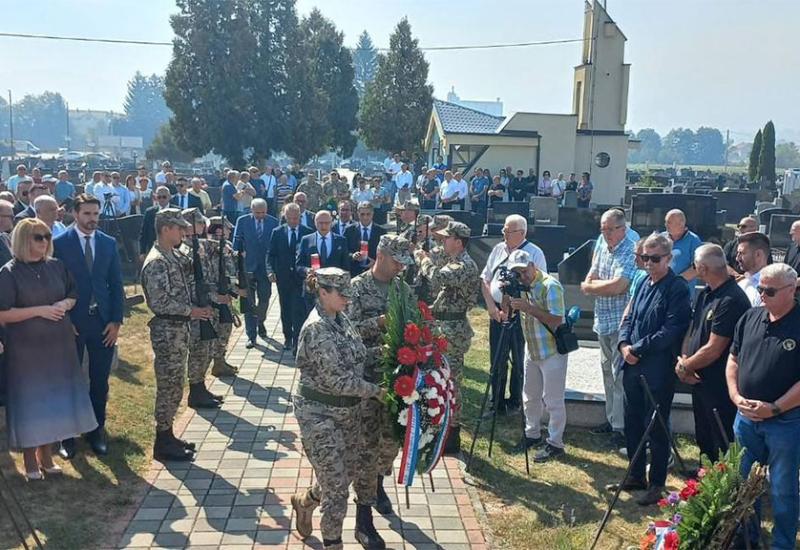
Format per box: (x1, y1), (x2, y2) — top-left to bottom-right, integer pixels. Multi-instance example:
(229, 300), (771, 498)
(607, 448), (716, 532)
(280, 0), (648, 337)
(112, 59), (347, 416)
(543, 322), (580, 355)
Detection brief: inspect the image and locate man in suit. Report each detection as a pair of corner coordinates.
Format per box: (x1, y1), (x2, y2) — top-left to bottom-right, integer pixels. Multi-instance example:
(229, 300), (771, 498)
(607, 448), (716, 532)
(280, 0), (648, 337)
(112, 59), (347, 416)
(139, 186), (172, 261)
(233, 198), (279, 348)
(15, 181), (48, 221)
(53, 193), (125, 458)
(268, 203), (313, 351)
(293, 192), (316, 229)
(345, 201), (386, 277)
(170, 177), (203, 212)
(296, 210), (350, 315)
(331, 200), (355, 238)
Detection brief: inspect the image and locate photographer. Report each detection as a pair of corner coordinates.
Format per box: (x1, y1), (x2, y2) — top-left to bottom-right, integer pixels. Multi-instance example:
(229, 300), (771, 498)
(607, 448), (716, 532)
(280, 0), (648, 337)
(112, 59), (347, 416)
(504, 249), (567, 462)
(90, 176), (119, 218)
(480, 214), (547, 416)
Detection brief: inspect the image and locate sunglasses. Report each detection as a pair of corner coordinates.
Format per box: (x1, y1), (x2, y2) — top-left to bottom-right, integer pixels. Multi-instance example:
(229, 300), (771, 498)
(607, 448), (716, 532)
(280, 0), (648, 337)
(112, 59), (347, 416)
(32, 233), (52, 242)
(637, 254), (666, 263)
(756, 284), (793, 297)
(21, 191), (29, 196)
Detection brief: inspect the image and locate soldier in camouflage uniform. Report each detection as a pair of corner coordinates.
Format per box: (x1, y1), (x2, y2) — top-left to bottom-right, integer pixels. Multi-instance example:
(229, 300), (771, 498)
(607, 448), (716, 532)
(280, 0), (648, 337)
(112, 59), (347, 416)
(322, 171), (351, 208)
(290, 268), (386, 550)
(394, 197), (420, 241)
(296, 173), (324, 212)
(141, 208), (214, 462)
(208, 216), (240, 377)
(413, 214), (452, 304)
(348, 235), (415, 517)
(416, 221), (480, 453)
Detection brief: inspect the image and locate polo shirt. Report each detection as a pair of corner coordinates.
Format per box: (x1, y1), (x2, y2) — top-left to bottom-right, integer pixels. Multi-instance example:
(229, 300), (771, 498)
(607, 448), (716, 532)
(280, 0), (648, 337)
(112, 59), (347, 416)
(685, 278), (751, 382)
(589, 236), (637, 335)
(54, 181), (75, 203)
(521, 270), (565, 361)
(731, 304), (800, 403)
(662, 228), (702, 298)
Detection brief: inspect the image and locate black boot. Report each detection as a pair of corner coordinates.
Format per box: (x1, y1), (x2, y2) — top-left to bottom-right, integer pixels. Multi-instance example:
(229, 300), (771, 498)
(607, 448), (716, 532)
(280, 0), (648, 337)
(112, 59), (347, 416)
(153, 429), (194, 462)
(375, 476), (393, 515)
(322, 538), (343, 550)
(354, 504), (386, 549)
(188, 383), (221, 409)
(443, 427), (461, 456)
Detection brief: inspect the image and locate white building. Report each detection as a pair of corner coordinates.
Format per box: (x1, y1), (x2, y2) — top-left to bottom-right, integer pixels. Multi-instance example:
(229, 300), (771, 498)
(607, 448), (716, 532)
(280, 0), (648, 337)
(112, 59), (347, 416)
(424, 0), (632, 206)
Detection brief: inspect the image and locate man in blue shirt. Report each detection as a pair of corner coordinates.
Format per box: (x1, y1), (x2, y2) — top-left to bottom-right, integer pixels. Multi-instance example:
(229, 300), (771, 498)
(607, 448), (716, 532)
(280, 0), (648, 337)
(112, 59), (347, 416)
(221, 170), (240, 225)
(469, 168), (490, 219)
(54, 170), (76, 204)
(662, 209), (702, 299)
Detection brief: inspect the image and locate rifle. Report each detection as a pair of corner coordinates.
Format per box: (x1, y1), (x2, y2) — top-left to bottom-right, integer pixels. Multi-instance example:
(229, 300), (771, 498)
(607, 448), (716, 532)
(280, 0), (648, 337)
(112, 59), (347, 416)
(191, 227), (218, 341)
(215, 235), (238, 326)
(235, 234), (252, 315)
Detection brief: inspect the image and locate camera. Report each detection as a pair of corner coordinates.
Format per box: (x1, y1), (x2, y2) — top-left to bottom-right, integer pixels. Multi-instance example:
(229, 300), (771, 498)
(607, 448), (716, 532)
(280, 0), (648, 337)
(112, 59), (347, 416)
(103, 192), (113, 200)
(498, 265), (530, 298)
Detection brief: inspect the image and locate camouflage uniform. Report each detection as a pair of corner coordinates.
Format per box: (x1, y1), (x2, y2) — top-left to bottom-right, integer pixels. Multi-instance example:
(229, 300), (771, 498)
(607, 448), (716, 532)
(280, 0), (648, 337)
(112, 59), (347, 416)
(182, 236), (218, 385)
(293, 269), (382, 543)
(418, 223), (480, 426)
(210, 237), (237, 363)
(141, 240), (193, 431)
(322, 179), (350, 206)
(296, 180), (325, 212)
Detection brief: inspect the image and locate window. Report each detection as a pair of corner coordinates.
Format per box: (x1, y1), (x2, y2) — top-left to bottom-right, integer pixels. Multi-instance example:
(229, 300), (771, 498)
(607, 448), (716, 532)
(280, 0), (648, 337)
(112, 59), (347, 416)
(595, 152), (610, 168)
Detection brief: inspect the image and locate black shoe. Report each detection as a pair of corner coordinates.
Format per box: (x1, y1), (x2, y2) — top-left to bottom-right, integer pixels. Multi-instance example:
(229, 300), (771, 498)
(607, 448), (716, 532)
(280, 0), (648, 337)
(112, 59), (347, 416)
(57, 438), (77, 460)
(637, 485), (665, 506)
(604, 478), (648, 492)
(354, 504), (386, 549)
(188, 383), (222, 409)
(481, 405), (506, 419)
(443, 427), (461, 456)
(590, 422), (614, 435)
(610, 430), (626, 448)
(513, 436), (543, 453)
(533, 443), (565, 463)
(153, 429), (194, 462)
(245, 340), (256, 349)
(258, 323), (267, 339)
(283, 342), (293, 351)
(85, 428), (108, 456)
(375, 476), (393, 515)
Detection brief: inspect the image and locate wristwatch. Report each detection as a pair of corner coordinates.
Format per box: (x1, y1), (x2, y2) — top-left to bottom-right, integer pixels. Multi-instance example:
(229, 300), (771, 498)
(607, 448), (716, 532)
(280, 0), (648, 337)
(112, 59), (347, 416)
(770, 403), (782, 417)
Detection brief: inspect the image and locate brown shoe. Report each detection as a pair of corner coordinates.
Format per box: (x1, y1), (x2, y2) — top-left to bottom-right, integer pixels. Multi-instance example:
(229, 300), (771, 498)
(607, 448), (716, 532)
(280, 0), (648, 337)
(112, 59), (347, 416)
(211, 358), (238, 377)
(291, 488), (319, 538)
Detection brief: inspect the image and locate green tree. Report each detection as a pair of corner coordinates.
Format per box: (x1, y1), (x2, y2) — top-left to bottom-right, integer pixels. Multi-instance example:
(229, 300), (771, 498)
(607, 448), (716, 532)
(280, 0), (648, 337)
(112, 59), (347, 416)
(748, 129), (762, 181)
(694, 127), (726, 165)
(659, 128), (695, 164)
(146, 122), (195, 163)
(360, 18), (433, 154)
(352, 30), (378, 99)
(758, 120), (776, 186)
(114, 72), (171, 146)
(14, 92), (69, 150)
(776, 142), (800, 169)
(630, 128), (661, 163)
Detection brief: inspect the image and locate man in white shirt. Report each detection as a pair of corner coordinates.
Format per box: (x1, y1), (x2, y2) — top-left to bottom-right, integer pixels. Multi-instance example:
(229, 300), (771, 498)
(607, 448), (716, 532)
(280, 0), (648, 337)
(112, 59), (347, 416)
(7, 164), (27, 193)
(91, 176), (119, 217)
(388, 153), (403, 181)
(383, 154), (394, 175)
(736, 232), (771, 306)
(260, 166), (277, 203)
(111, 172), (131, 216)
(85, 171), (103, 198)
(480, 214), (547, 416)
(440, 170), (466, 210)
(394, 163), (414, 206)
(155, 161), (172, 185)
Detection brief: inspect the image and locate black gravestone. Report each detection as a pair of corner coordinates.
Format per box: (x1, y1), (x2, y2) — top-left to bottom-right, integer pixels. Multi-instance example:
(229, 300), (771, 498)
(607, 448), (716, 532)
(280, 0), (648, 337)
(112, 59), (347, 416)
(758, 207), (792, 230)
(557, 239), (595, 285)
(488, 201), (529, 224)
(527, 225), (568, 271)
(631, 193), (720, 241)
(431, 209), (483, 237)
(711, 191), (758, 224)
(558, 207), (604, 251)
(768, 214), (800, 248)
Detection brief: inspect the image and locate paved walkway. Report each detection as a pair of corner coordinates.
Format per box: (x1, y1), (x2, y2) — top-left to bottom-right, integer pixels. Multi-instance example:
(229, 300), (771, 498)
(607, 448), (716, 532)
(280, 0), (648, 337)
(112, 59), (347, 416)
(118, 298), (489, 549)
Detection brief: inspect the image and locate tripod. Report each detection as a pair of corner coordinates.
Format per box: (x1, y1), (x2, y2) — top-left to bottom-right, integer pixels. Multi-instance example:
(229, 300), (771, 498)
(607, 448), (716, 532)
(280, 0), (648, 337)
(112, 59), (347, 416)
(0, 465), (43, 549)
(466, 308), (530, 475)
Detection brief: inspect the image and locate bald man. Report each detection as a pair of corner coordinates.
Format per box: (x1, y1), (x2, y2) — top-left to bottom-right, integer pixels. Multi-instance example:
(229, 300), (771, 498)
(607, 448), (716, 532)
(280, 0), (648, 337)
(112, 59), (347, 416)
(661, 209), (702, 298)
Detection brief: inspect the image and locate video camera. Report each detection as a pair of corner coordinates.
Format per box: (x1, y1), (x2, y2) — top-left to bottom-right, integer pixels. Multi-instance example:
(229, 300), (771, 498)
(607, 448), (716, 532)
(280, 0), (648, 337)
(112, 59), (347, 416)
(498, 265), (530, 298)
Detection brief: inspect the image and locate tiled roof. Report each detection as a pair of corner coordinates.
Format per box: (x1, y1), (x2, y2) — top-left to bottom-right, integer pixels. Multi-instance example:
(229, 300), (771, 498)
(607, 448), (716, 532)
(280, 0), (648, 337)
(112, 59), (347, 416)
(434, 99), (504, 134)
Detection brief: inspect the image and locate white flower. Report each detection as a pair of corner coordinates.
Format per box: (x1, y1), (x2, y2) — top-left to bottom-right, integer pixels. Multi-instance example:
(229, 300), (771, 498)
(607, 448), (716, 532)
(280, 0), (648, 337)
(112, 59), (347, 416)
(419, 432), (434, 447)
(424, 388), (438, 399)
(402, 390), (420, 405)
(428, 407), (441, 417)
(398, 408), (408, 426)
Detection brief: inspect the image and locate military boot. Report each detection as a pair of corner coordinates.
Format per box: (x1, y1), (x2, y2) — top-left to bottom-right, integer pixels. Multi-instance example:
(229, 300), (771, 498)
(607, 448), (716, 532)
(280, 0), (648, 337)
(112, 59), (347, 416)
(188, 383), (222, 409)
(443, 427), (461, 456)
(290, 487), (319, 539)
(375, 476), (393, 515)
(211, 357), (238, 377)
(322, 538), (343, 550)
(153, 429), (194, 462)
(354, 504), (386, 549)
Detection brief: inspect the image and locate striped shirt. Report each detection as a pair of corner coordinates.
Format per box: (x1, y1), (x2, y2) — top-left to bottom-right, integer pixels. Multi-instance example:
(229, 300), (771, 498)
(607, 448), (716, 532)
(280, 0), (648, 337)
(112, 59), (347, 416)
(520, 270), (565, 361)
(590, 236), (637, 335)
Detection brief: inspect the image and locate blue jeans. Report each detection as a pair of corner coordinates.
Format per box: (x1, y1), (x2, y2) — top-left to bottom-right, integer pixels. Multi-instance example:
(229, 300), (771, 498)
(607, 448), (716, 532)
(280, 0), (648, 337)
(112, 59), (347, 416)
(735, 407), (800, 549)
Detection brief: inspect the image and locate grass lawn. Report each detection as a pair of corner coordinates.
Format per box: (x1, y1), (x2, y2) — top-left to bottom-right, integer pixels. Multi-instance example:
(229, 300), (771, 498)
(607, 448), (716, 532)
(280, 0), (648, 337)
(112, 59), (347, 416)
(461, 309), (703, 550)
(0, 301), (161, 550)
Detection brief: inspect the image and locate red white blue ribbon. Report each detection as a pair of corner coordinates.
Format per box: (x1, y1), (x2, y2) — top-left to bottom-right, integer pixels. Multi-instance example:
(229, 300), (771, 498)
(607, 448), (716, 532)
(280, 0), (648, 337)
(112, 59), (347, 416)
(397, 368), (423, 486)
(424, 395), (450, 474)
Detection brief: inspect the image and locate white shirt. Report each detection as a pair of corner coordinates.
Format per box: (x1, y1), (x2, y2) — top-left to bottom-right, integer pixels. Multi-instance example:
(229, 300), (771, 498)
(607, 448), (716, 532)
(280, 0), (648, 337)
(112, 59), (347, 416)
(551, 179), (566, 198)
(455, 178), (469, 199)
(738, 270), (763, 307)
(481, 240), (548, 304)
(352, 188), (375, 203)
(76, 226), (97, 259)
(261, 174), (277, 198)
(396, 170), (413, 190)
(92, 183), (120, 213)
(441, 178), (466, 201)
(358, 223), (373, 242)
(155, 170), (168, 184)
(113, 185), (132, 215)
(389, 161), (403, 179)
(383, 157), (393, 173)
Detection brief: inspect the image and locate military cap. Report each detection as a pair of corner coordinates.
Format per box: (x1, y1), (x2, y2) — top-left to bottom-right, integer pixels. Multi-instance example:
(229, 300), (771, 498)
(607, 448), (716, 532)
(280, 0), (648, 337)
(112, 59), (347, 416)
(155, 208), (190, 230)
(429, 214), (453, 230)
(417, 214), (432, 226)
(208, 215), (233, 229)
(315, 267), (353, 297)
(435, 221), (471, 238)
(378, 234), (415, 266)
(395, 197), (420, 211)
(182, 207), (208, 226)
(506, 249), (533, 271)
(356, 200), (374, 211)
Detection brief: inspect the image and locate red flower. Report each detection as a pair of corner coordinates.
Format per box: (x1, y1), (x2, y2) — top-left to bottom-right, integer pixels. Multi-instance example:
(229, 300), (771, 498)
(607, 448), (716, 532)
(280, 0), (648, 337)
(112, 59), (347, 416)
(663, 531), (679, 550)
(404, 323), (422, 345)
(393, 375), (416, 397)
(434, 337), (448, 353)
(424, 373), (437, 387)
(657, 498), (668, 508)
(432, 413), (443, 425)
(416, 346), (429, 364)
(427, 398), (440, 409)
(680, 479), (700, 501)
(421, 325), (433, 344)
(418, 301), (433, 321)
(397, 346), (417, 366)
(639, 532), (656, 550)
(432, 350), (443, 367)
(716, 462), (727, 472)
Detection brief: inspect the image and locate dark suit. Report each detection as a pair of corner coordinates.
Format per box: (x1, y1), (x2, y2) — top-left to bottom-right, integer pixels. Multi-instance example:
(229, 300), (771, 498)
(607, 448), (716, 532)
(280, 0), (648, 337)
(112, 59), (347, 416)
(170, 192), (203, 213)
(296, 232), (350, 314)
(298, 210), (315, 230)
(14, 204), (34, 221)
(233, 213), (279, 342)
(344, 223), (386, 276)
(53, 227), (125, 432)
(268, 223), (313, 346)
(12, 201), (28, 216)
(139, 205), (160, 256)
(331, 220), (354, 240)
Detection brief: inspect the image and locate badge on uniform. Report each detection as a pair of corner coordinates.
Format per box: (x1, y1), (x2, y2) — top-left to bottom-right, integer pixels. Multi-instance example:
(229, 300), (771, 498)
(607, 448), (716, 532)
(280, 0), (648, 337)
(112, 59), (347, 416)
(705, 309), (714, 321)
(782, 339), (796, 351)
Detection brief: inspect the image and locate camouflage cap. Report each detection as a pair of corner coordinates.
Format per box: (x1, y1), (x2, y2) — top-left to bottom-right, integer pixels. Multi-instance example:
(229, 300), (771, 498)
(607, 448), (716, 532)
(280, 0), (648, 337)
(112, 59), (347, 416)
(155, 208), (190, 230)
(377, 234), (415, 266)
(436, 221), (471, 238)
(315, 267), (353, 297)
(429, 214), (453, 230)
(395, 197), (420, 211)
(416, 214), (432, 226)
(208, 215), (233, 229)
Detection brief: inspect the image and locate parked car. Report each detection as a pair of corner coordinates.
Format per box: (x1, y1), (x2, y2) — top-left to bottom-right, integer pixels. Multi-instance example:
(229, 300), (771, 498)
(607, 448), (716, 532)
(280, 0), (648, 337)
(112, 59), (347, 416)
(57, 149), (84, 162)
(13, 140), (40, 155)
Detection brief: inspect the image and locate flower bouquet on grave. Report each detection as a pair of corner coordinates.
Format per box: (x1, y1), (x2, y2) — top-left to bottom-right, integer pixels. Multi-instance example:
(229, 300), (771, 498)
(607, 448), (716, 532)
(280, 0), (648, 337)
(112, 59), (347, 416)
(638, 443), (767, 550)
(381, 278), (455, 487)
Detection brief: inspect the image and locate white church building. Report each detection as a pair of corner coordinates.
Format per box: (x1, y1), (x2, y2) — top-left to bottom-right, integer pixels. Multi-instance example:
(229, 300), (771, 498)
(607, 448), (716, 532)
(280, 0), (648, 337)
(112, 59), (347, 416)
(423, 0), (632, 206)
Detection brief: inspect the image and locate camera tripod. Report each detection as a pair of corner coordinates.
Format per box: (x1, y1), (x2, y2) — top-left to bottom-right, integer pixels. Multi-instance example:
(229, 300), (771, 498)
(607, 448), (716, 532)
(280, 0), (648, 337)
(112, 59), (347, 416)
(466, 307), (530, 475)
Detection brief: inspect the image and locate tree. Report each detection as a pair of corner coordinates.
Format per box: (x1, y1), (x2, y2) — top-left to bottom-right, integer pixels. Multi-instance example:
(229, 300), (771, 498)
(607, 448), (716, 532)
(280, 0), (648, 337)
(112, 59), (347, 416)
(694, 127), (726, 165)
(352, 31), (378, 99)
(630, 128), (661, 163)
(776, 142), (800, 169)
(758, 120), (776, 186)
(147, 122), (195, 163)
(659, 128), (695, 164)
(360, 18), (433, 154)
(748, 129), (762, 182)
(113, 72), (171, 146)
(14, 92), (69, 150)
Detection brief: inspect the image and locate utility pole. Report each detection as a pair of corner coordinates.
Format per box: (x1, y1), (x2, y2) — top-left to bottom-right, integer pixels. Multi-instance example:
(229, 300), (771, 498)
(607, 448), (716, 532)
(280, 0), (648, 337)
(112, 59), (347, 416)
(724, 129), (730, 172)
(7, 90), (14, 159)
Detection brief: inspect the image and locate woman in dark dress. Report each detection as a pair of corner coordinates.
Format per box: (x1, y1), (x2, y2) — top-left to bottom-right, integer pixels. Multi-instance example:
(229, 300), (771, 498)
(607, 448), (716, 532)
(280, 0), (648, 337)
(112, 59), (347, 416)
(0, 218), (97, 480)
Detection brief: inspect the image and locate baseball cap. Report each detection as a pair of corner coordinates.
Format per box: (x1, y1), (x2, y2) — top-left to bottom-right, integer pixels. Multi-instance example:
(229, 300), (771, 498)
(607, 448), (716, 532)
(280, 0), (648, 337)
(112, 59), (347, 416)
(435, 221), (471, 239)
(506, 249), (532, 270)
(378, 234), (414, 266)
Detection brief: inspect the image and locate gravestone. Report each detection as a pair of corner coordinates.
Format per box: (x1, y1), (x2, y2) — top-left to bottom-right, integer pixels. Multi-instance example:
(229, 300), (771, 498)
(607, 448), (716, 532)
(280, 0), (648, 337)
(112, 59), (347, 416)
(558, 240), (599, 341)
(528, 225), (569, 269)
(759, 208), (792, 232)
(487, 201), (528, 224)
(768, 214), (800, 249)
(631, 193), (720, 241)
(711, 190), (758, 224)
(563, 190), (578, 208)
(530, 196), (559, 225)
(756, 201), (774, 215)
(429, 209), (483, 237)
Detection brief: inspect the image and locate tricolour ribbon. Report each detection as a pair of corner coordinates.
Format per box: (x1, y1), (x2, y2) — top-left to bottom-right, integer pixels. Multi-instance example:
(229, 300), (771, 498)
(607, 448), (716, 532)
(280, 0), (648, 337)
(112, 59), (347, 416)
(424, 394), (450, 474)
(397, 367), (423, 486)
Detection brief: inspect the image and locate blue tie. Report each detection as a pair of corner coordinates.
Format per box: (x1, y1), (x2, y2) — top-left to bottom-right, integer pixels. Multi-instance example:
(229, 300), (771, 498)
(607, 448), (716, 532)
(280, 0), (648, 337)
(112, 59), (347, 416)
(320, 235), (328, 261)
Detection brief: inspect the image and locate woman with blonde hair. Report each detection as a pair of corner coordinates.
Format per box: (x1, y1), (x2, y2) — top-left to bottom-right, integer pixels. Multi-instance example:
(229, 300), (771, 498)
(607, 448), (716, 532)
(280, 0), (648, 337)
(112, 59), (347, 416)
(0, 218), (97, 480)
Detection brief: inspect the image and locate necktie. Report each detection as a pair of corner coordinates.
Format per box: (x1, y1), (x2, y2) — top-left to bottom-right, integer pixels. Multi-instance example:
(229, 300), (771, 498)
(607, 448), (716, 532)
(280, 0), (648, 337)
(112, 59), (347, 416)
(84, 235), (93, 271)
(362, 226), (369, 242)
(320, 235), (328, 261)
(257, 220), (263, 238)
(289, 228), (297, 252)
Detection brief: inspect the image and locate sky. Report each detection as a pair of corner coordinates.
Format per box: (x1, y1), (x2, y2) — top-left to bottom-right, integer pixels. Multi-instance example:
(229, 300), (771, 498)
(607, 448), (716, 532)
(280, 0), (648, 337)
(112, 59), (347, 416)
(1, 0), (798, 143)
